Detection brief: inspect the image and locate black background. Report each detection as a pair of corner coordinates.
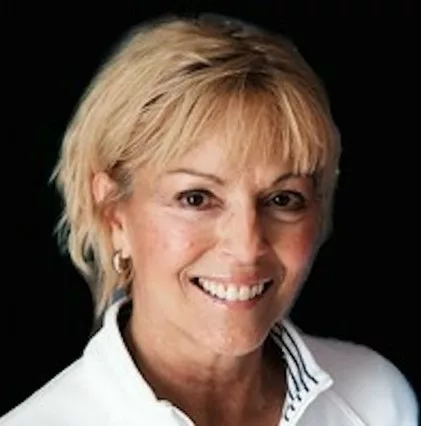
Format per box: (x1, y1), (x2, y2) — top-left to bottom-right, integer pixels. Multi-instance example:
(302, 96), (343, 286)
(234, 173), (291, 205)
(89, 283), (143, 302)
(5, 0), (419, 416)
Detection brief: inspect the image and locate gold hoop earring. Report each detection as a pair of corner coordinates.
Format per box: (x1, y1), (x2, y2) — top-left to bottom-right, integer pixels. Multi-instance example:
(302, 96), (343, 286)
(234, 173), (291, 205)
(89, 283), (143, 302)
(112, 250), (126, 274)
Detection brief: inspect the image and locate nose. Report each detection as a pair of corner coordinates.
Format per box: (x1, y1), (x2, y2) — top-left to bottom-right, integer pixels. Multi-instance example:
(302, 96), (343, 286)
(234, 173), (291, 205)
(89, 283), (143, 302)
(218, 205), (268, 264)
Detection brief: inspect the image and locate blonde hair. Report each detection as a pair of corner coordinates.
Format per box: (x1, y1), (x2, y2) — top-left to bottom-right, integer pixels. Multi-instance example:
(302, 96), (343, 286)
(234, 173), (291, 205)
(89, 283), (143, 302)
(52, 14), (341, 314)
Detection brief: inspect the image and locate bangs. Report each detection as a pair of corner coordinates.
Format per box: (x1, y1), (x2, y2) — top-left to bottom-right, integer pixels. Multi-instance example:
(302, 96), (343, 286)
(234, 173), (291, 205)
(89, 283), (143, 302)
(131, 73), (336, 185)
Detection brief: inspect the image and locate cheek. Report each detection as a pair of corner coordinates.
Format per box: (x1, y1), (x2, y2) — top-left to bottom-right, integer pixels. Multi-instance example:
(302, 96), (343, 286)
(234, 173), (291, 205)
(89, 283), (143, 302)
(274, 219), (321, 273)
(126, 211), (212, 272)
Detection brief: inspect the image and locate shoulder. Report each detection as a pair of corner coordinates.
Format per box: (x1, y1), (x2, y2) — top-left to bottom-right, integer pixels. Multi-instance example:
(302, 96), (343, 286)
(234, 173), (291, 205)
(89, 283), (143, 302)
(0, 357), (108, 426)
(303, 332), (419, 425)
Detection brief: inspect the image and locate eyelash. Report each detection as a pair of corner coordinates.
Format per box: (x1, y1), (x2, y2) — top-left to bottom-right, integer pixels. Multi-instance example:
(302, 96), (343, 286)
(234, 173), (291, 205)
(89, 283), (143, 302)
(176, 189), (308, 212)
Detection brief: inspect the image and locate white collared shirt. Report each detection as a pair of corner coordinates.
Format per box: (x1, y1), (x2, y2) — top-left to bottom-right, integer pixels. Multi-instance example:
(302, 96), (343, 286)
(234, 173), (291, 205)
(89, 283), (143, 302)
(1, 299), (418, 425)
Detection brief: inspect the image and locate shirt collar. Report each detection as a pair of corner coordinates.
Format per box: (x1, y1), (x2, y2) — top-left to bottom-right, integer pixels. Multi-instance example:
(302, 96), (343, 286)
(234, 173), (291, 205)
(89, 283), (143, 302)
(270, 320), (333, 424)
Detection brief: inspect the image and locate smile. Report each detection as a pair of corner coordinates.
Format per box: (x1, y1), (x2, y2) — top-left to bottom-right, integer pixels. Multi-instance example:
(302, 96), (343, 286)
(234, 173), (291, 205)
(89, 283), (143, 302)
(190, 277), (273, 302)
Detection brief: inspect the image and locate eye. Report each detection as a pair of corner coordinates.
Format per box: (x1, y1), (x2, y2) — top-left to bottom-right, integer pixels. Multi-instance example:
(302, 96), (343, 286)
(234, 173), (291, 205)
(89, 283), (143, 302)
(267, 190), (307, 211)
(177, 189), (216, 210)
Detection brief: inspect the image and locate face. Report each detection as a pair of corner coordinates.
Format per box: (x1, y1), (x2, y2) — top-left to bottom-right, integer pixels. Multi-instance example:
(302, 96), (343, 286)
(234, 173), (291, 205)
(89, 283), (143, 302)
(111, 137), (323, 357)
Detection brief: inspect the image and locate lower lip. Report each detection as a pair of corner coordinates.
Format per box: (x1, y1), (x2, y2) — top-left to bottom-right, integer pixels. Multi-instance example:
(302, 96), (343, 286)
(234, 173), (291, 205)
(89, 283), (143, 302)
(189, 278), (273, 309)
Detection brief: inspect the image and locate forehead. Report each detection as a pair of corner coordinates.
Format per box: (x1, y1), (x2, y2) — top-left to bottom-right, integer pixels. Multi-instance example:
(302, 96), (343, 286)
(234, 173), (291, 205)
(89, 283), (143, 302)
(152, 135), (303, 192)
(169, 134), (290, 174)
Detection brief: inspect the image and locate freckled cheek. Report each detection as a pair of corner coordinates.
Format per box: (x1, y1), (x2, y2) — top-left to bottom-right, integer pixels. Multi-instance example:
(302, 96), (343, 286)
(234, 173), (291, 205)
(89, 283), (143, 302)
(129, 215), (213, 268)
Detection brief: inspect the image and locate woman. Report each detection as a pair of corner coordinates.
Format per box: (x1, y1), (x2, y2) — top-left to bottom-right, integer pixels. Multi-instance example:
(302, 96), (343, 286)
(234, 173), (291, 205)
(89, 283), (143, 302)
(1, 13), (417, 426)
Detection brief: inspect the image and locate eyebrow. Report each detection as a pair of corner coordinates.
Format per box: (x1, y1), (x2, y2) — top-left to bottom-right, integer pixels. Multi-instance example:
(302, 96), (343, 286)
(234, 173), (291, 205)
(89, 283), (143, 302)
(166, 168), (300, 186)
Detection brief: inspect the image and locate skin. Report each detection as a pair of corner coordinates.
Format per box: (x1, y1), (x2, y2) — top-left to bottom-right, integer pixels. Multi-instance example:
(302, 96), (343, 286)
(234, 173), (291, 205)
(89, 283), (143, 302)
(94, 135), (324, 426)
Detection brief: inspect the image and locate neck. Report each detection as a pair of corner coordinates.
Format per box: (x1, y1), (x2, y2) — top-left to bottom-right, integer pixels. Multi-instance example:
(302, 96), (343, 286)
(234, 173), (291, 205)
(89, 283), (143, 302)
(123, 302), (285, 426)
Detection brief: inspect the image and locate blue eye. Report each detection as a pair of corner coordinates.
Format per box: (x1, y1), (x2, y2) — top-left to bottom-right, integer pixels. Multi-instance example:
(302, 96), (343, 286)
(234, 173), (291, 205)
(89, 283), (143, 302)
(268, 191), (306, 211)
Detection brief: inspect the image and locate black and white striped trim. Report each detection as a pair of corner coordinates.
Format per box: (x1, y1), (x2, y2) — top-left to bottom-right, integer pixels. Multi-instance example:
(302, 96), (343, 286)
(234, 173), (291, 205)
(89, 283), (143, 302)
(270, 322), (329, 423)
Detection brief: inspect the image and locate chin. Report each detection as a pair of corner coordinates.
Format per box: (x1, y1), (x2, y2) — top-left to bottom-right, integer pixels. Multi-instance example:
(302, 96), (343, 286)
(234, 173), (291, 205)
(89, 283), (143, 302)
(199, 327), (270, 358)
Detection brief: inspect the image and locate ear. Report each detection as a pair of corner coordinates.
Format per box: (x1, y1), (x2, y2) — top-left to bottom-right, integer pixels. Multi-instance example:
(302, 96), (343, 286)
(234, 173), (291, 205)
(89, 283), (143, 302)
(92, 172), (131, 259)
(92, 171), (116, 205)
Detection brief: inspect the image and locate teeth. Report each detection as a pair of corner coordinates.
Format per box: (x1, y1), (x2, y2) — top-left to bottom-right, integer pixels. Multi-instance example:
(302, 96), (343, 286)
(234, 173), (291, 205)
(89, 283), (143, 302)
(251, 285), (258, 298)
(196, 278), (271, 302)
(216, 284), (225, 299)
(238, 286), (250, 301)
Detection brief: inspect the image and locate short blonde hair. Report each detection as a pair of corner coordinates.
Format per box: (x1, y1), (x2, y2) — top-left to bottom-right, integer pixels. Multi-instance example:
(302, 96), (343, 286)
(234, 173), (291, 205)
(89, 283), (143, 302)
(52, 14), (341, 314)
